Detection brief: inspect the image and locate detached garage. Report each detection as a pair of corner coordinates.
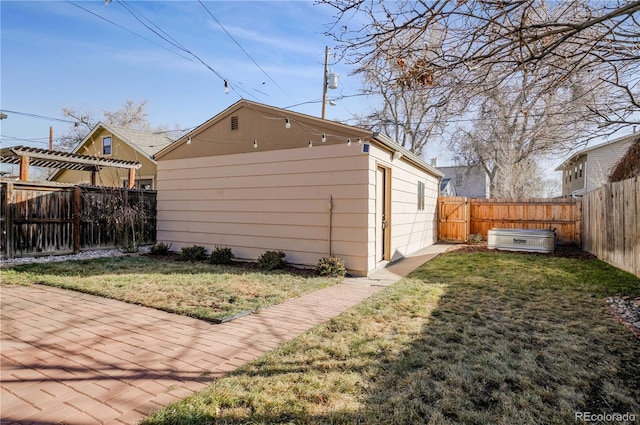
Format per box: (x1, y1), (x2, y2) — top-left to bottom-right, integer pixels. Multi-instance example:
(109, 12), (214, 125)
(154, 100), (442, 276)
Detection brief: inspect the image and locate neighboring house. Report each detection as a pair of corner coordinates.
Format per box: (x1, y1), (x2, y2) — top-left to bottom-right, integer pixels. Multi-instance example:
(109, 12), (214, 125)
(438, 165), (490, 198)
(439, 178), (457, 196)
(154, 100), (443, 276)
(555, 132), (637, 197)
(608, 135), (640, 183)
(50, 122), (173, 189)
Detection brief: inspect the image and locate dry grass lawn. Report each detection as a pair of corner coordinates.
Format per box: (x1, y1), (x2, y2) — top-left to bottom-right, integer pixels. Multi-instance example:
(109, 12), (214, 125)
(142, 250), (640, 425)
(1, 255), (342, 321)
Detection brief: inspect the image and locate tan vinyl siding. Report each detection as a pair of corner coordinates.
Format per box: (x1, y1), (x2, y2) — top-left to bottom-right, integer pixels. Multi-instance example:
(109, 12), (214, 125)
(156, 143), (372, 275)
(366, 144), (439, 272)
(158, 105), (370, 161)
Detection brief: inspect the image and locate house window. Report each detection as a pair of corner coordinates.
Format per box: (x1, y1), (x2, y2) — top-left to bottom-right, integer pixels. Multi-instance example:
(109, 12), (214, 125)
(103, 137), (112, 155)
(231, 116), (239, 131)
(579, 163), (583, 178)
(417, 181), (425, 211)
(455, 172), (463, 188)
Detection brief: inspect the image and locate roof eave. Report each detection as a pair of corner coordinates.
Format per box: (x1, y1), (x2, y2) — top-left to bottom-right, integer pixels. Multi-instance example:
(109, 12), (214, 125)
(373, 134), (444, 178)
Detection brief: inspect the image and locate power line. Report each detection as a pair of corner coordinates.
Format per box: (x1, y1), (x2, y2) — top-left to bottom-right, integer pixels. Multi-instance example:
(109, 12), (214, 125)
(198, 0), (293, 101)
(114, 0), (263, 101)
(1, 109), (79, 124)
(66, 1), (194, 63)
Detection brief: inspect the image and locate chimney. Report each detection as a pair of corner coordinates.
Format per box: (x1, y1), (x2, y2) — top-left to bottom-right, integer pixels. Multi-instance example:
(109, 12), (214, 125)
(430, 157), (437, 167)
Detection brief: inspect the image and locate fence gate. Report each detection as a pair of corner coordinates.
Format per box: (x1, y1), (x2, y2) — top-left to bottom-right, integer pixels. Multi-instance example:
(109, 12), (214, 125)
(438, 196), (469, 243)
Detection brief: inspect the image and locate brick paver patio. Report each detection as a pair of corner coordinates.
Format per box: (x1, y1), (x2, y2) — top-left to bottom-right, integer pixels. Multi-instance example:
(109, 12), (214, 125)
(1, 244), (451, 424)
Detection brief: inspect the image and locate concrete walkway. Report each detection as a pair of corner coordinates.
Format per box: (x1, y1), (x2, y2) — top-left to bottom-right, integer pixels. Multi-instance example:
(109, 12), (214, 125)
(0, 244), (452, 425)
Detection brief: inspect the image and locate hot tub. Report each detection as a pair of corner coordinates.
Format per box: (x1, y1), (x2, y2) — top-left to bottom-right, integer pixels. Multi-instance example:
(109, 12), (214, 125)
(487, 228), (556, 253)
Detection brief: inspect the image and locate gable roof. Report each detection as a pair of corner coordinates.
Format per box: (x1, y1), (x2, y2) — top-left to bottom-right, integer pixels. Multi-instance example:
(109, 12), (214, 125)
(48, 122), (173, 182)
(155, 99), (443, 178)
(80, 122), (174, 160)
(554, 132), (638, 171)
(102, 123), (174, 159)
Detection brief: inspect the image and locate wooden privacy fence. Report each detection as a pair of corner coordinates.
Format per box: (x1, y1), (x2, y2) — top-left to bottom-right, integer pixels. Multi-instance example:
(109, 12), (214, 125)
(1, 181), (156, 259)
(438, 197), (582, 245)
(582, 176), (639, 277)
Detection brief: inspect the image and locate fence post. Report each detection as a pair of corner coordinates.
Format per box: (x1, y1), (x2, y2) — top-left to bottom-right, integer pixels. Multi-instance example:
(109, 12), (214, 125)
(3, 183), (14, 260)
(73, 186), (81, 253)
(575, 198), (582, 247)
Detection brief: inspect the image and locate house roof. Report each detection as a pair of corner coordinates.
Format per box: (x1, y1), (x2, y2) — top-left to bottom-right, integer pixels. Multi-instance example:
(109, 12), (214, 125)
(49, 122), (173, 181)
(155, 99), (444, 178)
(83, 122), (174, 160)
(554, 132), (638, 171)
(0, 145), (141, 171)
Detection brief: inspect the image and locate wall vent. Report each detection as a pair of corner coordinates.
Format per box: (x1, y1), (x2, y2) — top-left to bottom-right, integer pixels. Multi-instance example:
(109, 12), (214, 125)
(231, 116), (239, 131)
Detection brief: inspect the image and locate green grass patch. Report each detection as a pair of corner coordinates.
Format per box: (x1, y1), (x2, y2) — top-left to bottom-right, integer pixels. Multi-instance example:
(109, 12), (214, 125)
(143, 251), (640, 424)
(1, 256), (341, 321)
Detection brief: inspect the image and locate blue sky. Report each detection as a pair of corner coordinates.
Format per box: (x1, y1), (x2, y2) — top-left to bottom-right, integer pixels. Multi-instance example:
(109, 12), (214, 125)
(1, 1), (378, 150)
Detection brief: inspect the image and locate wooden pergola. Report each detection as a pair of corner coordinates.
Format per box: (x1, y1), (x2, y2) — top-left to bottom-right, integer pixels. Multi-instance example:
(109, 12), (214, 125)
(0, 145), (141, 188)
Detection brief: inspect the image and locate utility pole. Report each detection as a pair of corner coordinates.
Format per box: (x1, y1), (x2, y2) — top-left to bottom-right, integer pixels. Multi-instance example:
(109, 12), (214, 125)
(322, 46), (330, 119)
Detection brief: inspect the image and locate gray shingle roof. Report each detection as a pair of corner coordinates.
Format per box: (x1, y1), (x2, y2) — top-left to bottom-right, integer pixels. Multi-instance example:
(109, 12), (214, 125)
(98, 123), (174, 159)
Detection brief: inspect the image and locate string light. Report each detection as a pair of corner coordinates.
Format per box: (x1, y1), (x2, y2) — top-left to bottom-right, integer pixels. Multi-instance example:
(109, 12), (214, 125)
(308, 140), (313, 148)
(253, 140), (258, 149)
(347, 138), (352, 146)
(186, 137), (192, 145)
(358, 138), (362, 145)
(224, 80), (230, 94)
(284, 118), (291, 129)
(321, 133), (326, 143)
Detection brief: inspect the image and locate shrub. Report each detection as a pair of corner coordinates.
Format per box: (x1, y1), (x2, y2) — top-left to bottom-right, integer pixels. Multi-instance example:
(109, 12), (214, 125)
(258, 250), (286, 271)
(210, 245), (235, 265)
(150, 241), (172, 256)
(469, 233), (483, 244)
(178, 245), (208, 262)
(316, 256), (347, 277)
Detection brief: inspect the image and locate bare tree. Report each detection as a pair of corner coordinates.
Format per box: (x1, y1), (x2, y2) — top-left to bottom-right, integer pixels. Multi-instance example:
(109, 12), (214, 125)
(350, 51), (464, 156)
(322, 0), (640, 132)
(450, 58), (592, 197)
(57, 99), (151, 151)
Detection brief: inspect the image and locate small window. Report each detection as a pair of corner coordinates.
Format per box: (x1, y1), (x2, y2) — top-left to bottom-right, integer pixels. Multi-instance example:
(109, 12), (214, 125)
(579, 163), (583, 178)
(231, 116), (239, 131)
(103, 137), (112, 155)
(455, 172), (463, 188)
(417, 181), (425, 211)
